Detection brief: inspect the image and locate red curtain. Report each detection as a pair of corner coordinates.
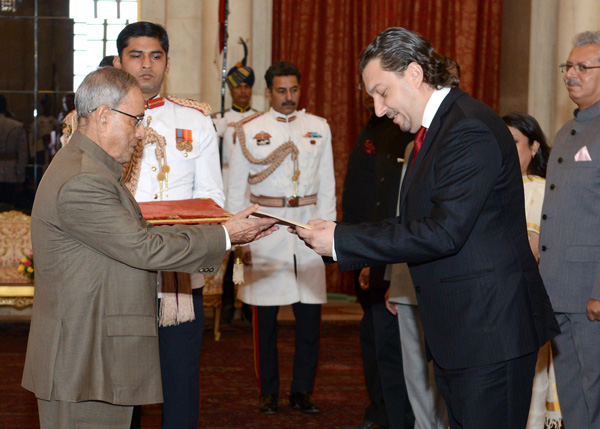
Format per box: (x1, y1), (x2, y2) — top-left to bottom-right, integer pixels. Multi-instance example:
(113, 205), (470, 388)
(272, 0), (503, 294)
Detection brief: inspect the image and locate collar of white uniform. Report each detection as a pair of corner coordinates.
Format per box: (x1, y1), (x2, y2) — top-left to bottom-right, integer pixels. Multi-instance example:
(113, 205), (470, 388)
(270, 107), (297, 123)
(232, 103), (252, 113)
(145, 94), (165, 110)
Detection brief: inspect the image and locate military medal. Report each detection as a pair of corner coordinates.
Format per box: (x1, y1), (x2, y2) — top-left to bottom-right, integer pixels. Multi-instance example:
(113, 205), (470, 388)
(254, 131), (272, 145)
(176, 128), (193, 152)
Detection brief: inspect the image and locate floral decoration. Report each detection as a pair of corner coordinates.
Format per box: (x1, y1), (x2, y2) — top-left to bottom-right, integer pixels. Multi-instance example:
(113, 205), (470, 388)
(18, 253), (34, 282)
(364, 139), (376, 154)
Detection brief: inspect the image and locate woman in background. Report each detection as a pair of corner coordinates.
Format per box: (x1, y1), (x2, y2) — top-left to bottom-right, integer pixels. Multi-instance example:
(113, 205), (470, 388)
(503, 113), (561, 429)
(504, 112), (549, 261)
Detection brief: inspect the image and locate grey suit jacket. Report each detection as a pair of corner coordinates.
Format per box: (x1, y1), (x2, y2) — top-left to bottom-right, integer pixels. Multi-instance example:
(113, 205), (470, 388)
(22, 132), (226, 405)
(539, 100), (600, 313)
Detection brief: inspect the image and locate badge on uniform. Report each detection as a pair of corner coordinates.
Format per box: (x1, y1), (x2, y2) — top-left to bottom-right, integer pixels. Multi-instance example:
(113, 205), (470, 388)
(304, 132), (321, 145)
(303, 132), (322, 138)
(176, 128), (193, 152)
(254, 131), (272, 145)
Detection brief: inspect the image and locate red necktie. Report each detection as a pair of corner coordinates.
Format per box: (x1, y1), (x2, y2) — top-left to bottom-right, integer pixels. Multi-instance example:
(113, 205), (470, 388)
(411, 126), (427, 168)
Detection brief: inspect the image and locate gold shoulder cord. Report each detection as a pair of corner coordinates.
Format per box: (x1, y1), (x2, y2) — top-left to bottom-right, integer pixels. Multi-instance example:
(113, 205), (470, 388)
(122, 117), (170, 198)
(234, 121), (301, 198)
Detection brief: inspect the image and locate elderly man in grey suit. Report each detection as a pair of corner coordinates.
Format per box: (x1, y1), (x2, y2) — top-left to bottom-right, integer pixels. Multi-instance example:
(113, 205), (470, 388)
(21, 67), (277, 429)
(539, 30), (600, 429)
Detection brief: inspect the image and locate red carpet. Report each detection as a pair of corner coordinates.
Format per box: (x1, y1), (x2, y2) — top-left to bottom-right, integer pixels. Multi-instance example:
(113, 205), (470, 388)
(0, 320), (367, 428)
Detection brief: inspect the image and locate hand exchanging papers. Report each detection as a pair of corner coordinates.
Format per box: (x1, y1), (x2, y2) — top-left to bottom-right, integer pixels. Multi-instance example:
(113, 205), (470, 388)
(224, 204), (279, 245)
(289, 219), (337, 257)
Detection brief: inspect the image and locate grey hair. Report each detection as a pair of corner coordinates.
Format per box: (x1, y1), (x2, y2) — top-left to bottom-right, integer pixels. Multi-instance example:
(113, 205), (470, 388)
(75, 67), (139, 120)
(573, 31), (600, 48)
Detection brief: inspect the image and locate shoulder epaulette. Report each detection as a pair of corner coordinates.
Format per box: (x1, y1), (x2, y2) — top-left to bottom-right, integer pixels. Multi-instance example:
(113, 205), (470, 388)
(233, 112), (264, 146)
(238, 111), (263, 127)
(166, 95), (212, 116)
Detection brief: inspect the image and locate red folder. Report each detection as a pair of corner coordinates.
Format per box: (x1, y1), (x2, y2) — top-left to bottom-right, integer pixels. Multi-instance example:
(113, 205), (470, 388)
(138, 198), (232, 225)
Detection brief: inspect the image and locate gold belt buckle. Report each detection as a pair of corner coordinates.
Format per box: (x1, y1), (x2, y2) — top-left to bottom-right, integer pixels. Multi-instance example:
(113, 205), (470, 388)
(287, 196), (299, 207)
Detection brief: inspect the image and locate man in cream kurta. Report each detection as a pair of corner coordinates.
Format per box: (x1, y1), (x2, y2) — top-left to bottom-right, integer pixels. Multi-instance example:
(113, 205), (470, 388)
(227, 61), (335, 414)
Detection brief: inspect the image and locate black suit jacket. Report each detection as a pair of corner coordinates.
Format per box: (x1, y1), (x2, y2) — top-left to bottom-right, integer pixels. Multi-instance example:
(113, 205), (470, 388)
(335, 88), (559, 369)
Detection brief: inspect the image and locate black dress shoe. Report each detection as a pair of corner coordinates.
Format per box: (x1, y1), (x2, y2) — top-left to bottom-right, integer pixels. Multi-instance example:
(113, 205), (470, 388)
(289, 392), (320, 414)
(340, 421), (384, 429)
(259, 394), (278, 414)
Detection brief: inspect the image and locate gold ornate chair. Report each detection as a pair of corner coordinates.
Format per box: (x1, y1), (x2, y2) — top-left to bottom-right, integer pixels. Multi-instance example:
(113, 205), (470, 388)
(0, 210), (34, 308)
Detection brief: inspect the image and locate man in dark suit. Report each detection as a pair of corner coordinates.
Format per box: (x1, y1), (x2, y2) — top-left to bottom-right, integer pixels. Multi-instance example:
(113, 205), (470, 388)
(341, 89), (414, 429)
(295, 27), (559, 428)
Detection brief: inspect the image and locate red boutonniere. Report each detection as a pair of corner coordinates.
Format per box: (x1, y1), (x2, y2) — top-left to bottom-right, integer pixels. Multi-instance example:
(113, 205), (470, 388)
(364, 139), (376, 154)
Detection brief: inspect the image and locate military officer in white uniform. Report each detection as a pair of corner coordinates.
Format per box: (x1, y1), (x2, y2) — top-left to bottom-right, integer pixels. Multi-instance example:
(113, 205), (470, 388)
(115, 22), (223, 429)
(227, 61), (336, 415)
(133, 95), (223, 204)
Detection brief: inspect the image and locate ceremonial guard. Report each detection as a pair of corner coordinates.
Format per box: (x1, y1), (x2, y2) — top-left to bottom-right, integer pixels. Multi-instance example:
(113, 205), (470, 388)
(115, 22), (224, 429)
(214, 39), (259, 192)
(226, 61), (336, 414)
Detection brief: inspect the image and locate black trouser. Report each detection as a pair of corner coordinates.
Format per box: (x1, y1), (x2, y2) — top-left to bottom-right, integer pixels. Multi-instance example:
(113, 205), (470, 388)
(433, 350), (537, 429)
(159, 289), (205, 429)
(253, 302), (321, 396)
(356, 275), (414, 428)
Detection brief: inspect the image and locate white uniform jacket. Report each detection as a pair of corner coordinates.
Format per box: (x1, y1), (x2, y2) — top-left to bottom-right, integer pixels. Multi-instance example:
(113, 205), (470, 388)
(135, 95), (225, 290)
(213, 107), (258, 194)
(227, 108), (336, 305)
(135, 95), (225, 206)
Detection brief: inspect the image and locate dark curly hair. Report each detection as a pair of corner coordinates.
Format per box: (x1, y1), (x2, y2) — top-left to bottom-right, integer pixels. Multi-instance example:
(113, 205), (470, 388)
(359, 27), (460, 89)
(502, 112), (550, 178)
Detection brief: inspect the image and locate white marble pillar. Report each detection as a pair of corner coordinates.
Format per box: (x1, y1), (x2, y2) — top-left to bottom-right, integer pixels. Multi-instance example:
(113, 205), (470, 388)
(528, 0), (558, 141)
(251, 0), (273, 112)
(166, 0), (204, 100)
(139, 0), (203, 101)
(139, 0), (166, 25)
